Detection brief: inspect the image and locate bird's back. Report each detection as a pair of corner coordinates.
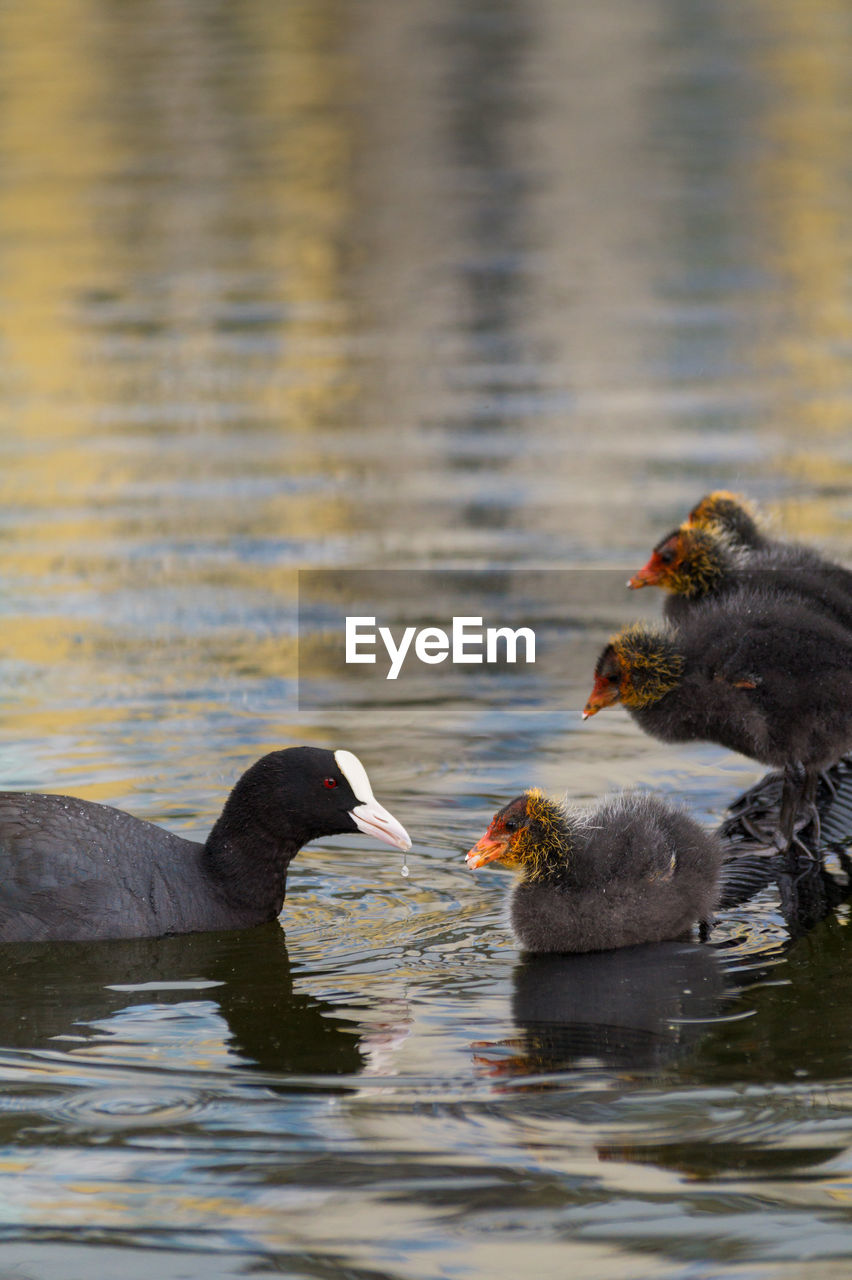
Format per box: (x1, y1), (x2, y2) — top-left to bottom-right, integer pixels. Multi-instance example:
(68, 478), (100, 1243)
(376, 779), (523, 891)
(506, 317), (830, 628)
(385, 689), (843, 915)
(663, 551), (852, 630)
(510, 794), (721, 953)
(0, 792), (213, 942)
(681, 592), (852, 768)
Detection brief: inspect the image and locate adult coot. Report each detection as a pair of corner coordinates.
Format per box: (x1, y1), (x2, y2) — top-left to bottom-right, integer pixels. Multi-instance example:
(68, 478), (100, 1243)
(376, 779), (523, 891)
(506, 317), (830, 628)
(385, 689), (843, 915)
(0, 746), (411, 942)
(466, 789), (721, 953)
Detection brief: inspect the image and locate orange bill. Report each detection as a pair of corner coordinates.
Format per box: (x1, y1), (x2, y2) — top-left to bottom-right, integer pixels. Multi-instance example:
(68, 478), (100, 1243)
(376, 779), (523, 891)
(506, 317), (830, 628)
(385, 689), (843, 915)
(627, 553), (664, 589)
(465, 833), (509, 869)
(582, 673), (621, 719)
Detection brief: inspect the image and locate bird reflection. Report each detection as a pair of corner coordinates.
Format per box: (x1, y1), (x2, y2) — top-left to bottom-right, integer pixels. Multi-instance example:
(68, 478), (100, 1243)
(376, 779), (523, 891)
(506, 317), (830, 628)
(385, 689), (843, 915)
(596, 912), (852, 1181)
(682, 911), (852, 1089)
(0, 923), (363, 1077)
(473, 941), (726, 1079)
(474, 761), (852, 1083)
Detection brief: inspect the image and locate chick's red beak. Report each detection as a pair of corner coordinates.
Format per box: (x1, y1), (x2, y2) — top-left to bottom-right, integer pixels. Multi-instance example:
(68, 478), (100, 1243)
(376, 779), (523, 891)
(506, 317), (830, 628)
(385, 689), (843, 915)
(582, 673), (621, 719)
(465, 828), (510, 869)
(627, 552), (664, 589)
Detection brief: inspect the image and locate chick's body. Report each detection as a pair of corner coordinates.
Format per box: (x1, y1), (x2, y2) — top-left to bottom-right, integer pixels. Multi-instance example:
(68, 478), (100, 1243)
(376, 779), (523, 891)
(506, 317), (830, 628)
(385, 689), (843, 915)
(511, 794), (721, 953)
(687, 491), (852, 590)
(587, 590), (852, 775)
(467, 791), (721, 954)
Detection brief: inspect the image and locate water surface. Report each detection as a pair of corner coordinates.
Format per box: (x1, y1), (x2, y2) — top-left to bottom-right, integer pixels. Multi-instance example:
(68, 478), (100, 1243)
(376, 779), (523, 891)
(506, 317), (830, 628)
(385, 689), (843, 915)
(1, 1), (852, 1276)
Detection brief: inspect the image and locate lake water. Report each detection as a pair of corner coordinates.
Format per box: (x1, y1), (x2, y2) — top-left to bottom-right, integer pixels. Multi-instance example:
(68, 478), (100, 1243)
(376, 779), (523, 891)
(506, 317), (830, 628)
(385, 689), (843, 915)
(1, 1), (852, 1276)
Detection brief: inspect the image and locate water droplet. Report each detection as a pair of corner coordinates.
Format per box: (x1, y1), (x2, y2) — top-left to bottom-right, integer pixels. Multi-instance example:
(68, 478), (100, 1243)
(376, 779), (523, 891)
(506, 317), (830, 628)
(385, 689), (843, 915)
(401, 859), (410, 878)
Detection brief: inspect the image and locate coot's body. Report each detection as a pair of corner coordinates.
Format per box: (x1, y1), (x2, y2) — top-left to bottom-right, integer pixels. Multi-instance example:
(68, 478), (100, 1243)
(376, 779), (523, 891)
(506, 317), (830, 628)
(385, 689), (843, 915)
(687, 490), (851, 583)
(0, 794), (227, 942)
(0, 747), (410, 943)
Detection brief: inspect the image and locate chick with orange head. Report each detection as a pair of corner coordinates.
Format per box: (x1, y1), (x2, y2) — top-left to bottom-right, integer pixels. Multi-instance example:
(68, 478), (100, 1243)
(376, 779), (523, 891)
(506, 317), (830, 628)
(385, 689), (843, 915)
(466, 788), (721, 953)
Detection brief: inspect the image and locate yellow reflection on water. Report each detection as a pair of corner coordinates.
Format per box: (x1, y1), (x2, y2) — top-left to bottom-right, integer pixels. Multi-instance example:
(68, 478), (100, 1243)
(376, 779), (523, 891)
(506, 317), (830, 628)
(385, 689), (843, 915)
(0, 0), (118, 426)
(750, 0), (852, 532)
(0, 0), (362, 767)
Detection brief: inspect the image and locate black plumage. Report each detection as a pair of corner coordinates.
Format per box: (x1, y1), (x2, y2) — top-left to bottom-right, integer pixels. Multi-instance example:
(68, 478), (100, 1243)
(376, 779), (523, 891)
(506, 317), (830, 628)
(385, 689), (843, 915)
(584, 591), (852, 855)
(713, 755), (852, 922)
(687, 490), (849, 577)
(0, 746), (410, 942)
(585, 592), (852, 774)
(466, 790), (722, 953)
(686, 490), (773, 550)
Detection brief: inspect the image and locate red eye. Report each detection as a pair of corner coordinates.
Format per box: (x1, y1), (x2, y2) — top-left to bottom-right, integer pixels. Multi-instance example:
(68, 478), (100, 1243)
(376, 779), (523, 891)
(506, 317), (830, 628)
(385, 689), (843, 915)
(323, 777), (338, 789)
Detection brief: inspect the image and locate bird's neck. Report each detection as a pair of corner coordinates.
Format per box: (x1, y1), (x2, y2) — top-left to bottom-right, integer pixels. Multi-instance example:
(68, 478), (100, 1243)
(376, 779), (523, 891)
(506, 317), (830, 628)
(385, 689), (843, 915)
(203, 807), (299, 917)
(678, 540), (729, 598)
(517, 803), (574, 886)
(626, 678), (706, 742)
(619, 637), (685, 709)
(728, 511), (766, 550)
(520, 844), (572, 886)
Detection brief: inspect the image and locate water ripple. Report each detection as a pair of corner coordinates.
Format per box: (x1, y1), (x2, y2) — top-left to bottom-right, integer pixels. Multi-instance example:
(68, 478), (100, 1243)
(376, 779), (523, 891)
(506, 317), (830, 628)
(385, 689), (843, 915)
(50, 1086), (209, 1130)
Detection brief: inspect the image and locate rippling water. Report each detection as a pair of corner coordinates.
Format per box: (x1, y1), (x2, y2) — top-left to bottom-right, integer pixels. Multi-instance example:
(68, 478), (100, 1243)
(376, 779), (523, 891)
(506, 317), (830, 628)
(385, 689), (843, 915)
(1, 0), (852, 1276)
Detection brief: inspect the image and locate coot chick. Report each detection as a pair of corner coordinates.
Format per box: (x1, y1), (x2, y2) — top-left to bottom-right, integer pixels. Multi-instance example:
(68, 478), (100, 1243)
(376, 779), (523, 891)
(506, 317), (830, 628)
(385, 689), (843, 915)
(687, 491), (841, 574)
(582, 594), (852, 852)
(687, 490), (769, 550)
(0, 747), (411, 943)
(628, 524), (852, 629)
(465, 789), (721, 953)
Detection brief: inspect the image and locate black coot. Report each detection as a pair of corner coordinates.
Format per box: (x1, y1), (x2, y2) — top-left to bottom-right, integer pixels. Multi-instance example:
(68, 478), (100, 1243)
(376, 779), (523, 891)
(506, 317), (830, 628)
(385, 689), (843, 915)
(0, 746), (410, 942)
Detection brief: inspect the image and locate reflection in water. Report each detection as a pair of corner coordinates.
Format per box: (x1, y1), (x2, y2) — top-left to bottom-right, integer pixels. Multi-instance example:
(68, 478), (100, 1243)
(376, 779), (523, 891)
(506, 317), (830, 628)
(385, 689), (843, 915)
(476, 942), (726, 1078)
(473, 849), (852, 1085)
(686, 912), (852, 1088)
(0, 925), (362, 1077)
(443, 0), (530, 375)
(604, 915), (852, 1183)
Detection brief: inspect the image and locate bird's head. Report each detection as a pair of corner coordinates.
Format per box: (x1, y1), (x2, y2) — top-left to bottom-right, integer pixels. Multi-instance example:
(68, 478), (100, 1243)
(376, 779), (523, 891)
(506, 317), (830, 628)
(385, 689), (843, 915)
(582, 624), (684, 717)
(628, 524), (732, 598)
(465, 789), (569, 881)
(686, 490), (764, 547)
